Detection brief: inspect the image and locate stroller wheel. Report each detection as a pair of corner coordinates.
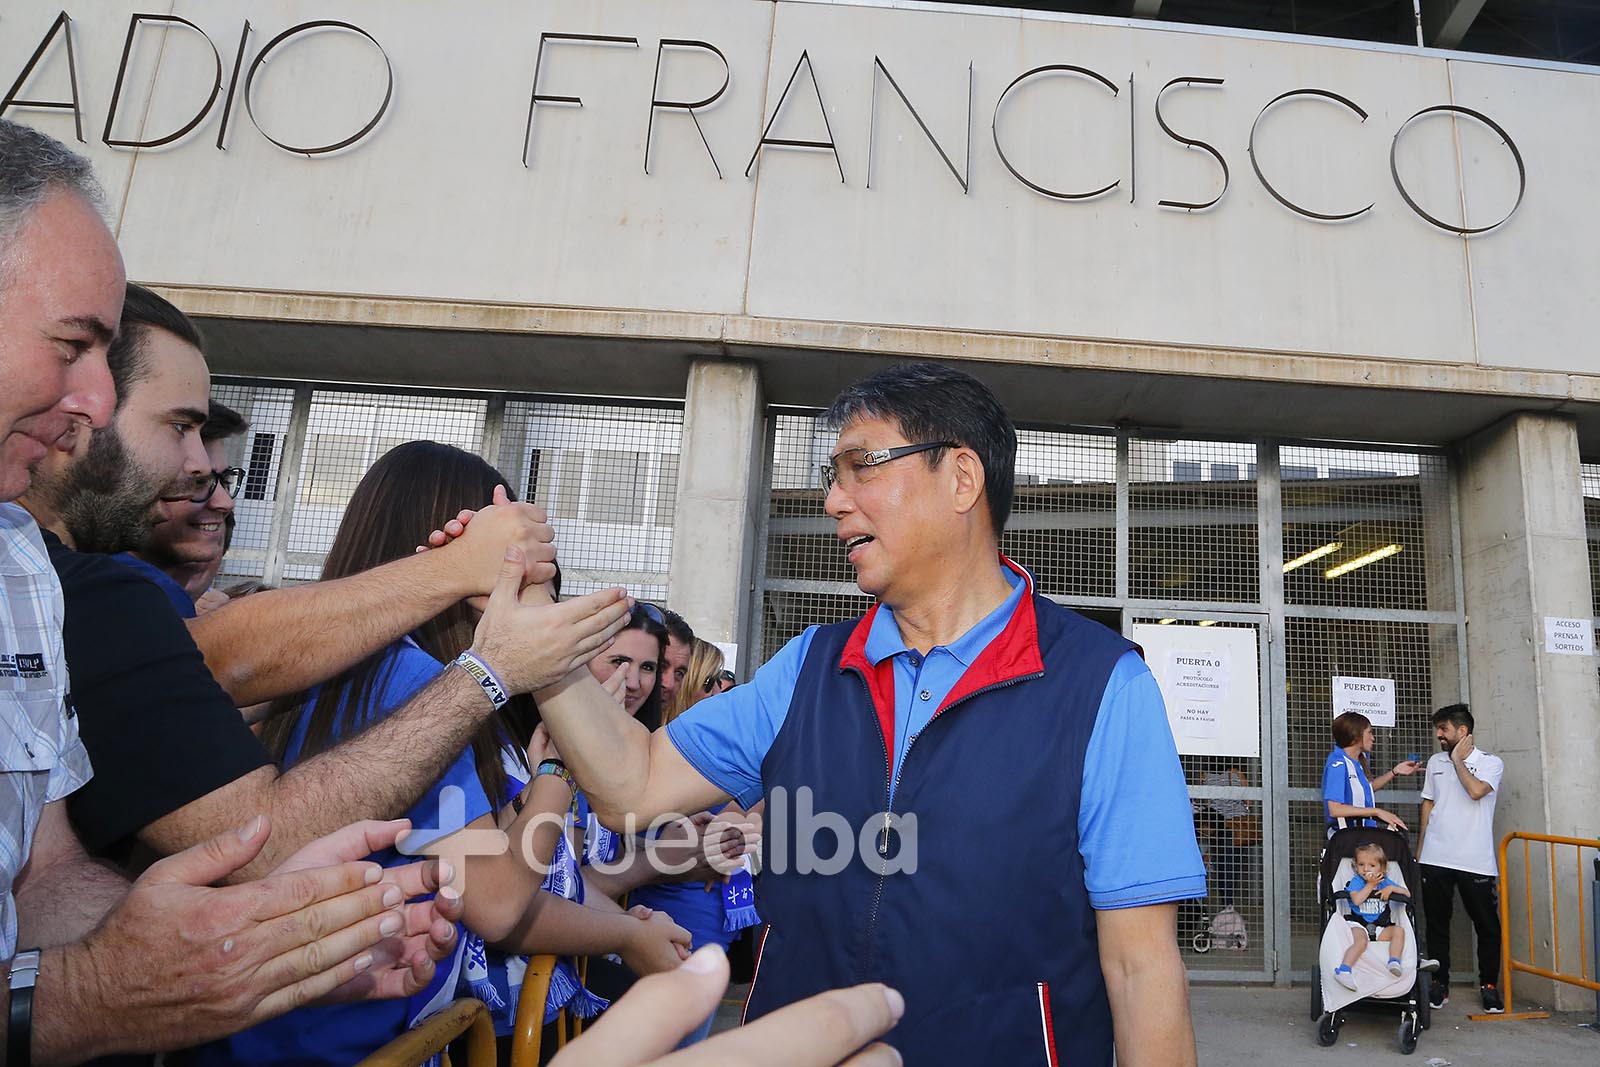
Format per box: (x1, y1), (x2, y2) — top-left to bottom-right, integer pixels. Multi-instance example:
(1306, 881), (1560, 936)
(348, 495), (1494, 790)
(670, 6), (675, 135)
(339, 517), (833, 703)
(1398, 1013), (1420, 1054)
(1316, 1012), (1340, 1047)
(1192, 932), (1212, 953)
(1309, 965), (1324, 1021)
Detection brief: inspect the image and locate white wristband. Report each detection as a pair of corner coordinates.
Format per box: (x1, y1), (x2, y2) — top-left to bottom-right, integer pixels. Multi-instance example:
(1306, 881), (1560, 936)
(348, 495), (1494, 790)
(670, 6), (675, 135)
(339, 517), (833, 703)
(454, 649), (510, 710)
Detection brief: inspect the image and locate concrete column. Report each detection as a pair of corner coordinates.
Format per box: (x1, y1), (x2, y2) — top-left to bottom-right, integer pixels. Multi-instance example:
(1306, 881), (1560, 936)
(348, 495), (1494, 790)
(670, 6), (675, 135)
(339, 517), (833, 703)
(667, 359), (766, 662)
(1456, 412), (1600, 1010)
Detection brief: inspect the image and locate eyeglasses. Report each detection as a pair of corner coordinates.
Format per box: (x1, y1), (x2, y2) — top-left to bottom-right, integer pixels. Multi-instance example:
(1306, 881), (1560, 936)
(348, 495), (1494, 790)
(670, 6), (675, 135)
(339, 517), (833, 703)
(634, 603), (665, 626)
(702, 669), (736, 693)
(185, 467), (246, 504)
(820, 441), (956, 494)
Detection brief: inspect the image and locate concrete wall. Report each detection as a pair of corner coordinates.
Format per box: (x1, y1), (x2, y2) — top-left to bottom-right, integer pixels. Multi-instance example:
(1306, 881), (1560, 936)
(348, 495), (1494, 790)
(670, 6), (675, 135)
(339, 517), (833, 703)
(3, 0), (1598, 380)
(666, 360), (766, 656)
(1456, 413), (1600, 1010)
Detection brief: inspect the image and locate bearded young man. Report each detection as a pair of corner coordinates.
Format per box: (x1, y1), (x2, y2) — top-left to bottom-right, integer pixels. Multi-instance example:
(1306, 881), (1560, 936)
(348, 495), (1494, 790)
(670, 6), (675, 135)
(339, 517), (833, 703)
(117, 391), (248, 616)
(17, 283), (637, 879)
(530, 362), (1206, 1065)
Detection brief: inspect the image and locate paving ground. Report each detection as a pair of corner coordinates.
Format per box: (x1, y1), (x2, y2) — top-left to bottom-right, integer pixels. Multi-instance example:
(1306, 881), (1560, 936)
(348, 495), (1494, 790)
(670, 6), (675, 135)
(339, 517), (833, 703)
(712, 982), (1600, 1064)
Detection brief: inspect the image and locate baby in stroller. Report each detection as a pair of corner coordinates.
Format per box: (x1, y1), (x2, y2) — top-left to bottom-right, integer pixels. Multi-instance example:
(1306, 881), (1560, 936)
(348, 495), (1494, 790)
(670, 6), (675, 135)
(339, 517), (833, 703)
(1312, 826), (1431, 1053)
(1333, 842), (1407, 988)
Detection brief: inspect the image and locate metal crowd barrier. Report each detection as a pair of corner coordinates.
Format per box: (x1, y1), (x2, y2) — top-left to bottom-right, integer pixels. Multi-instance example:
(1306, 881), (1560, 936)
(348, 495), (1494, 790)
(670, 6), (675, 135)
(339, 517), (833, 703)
(1483, 831), (1600, 1028)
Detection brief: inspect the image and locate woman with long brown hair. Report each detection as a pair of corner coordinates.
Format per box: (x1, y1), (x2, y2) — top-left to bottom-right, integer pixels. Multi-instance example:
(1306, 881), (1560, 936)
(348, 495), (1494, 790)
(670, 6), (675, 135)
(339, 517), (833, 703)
(201, 442), (691, 1067)
(1322, 710), (1421, 837)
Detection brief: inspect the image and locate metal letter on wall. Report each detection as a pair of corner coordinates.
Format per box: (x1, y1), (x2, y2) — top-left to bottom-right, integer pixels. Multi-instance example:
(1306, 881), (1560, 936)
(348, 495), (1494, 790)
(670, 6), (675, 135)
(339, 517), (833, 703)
(243, 21), (393, 157)
(645, 39), (729, 178)
(745, 50), (846, 184)
(0, 11), (85, 142)
(103, 14), (222, 149)
(1390, 105), (1526, 236)
(1248, 88), (1373, 222)
(215, 21), (252, 150)
(992, 65), (1122, 201)
(867, 57), (972, 194)
(523, 33), (639, 168)
(1154, 77), (1229, 212)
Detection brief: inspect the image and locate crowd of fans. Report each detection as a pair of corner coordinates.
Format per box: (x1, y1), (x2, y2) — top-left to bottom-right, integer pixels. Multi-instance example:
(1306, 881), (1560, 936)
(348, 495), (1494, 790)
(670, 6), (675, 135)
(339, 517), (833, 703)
(0, 119), (904, 1066)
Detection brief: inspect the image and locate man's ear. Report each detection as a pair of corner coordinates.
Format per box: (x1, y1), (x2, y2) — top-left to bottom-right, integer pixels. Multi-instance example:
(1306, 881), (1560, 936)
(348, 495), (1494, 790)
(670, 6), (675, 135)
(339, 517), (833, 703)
(949, 447), (986, 518)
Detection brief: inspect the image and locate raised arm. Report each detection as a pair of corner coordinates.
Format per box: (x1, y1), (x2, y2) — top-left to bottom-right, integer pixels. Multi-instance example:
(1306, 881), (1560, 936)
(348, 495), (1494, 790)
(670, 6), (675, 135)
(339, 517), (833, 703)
(536, 668), (730, 828)
(533, 621), (810, 830)
(140, 550), (634, 879)
(190, 495), (554, 706)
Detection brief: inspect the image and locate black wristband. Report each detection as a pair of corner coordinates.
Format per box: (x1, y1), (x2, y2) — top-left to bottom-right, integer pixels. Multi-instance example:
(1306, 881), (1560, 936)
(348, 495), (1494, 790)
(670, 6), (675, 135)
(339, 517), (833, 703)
(8, 948), (40, 1067)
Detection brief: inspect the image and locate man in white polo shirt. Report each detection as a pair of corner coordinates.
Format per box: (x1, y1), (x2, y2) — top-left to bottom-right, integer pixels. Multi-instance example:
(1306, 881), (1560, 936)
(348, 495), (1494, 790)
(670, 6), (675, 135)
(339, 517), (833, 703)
(1418, 702), (1505, 1014)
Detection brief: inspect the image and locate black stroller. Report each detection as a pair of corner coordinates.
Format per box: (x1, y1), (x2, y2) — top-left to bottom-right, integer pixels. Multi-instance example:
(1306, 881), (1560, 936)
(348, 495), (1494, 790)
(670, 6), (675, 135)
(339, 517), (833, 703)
(1309, 825), (1434, 1054)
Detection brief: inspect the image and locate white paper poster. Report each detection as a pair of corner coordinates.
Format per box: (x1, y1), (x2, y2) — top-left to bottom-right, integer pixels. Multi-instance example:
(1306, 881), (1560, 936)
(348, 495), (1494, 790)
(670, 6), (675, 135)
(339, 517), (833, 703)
(1129, 623), (1260, 758)
(712, 641), (739, 674)
(1543, 617), (1594, 656)
(1331, 676), (1396, 727)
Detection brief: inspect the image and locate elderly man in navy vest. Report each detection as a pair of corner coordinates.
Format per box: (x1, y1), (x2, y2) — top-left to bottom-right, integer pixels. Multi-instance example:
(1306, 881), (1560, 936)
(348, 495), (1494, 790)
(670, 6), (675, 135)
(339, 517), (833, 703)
(537, 362), (1206, 1064)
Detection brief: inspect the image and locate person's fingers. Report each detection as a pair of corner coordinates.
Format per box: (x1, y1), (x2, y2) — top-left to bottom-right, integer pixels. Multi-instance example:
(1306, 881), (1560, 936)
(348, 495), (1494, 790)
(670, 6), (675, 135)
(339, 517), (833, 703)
(550, 948), (730, 1066)
(278, 820), (412, 874)
(485, 545), (525, 614)
(432, 883), (464, 927)
(660, 981), (905, 1067)
(429, 528), (448, 546)
(378, 855), (449, 899)
(456, 508), (476, 525)
(242, 861), (387, 922)
(831, 1044), (903, 1067)
(254, 891), (410, 996)
(493, 484), (510, 507)
(141, 814), (274, 888)
(444, 519), (465, 538)
(428, 899), (460, 949)
(549, 587), (630, 627)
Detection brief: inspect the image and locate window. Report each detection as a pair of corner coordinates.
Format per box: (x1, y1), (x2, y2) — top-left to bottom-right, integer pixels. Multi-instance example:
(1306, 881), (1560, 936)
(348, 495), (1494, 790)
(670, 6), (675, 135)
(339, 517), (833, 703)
(584, 450), (647, 524)
(1173, 460), (1203, 481)
(654, 453), (679, 528)
(1210, 463), (1239, 481)
(243, 433), (276, 500)
(525, 448), (543, 504)
(297, 433), (368, 507)
(1282, 464), (1318, 481)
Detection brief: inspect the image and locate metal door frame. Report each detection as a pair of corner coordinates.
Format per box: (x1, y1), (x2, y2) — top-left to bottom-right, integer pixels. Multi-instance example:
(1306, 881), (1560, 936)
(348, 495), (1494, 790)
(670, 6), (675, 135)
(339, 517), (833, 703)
(1122, 606), (1281, 985)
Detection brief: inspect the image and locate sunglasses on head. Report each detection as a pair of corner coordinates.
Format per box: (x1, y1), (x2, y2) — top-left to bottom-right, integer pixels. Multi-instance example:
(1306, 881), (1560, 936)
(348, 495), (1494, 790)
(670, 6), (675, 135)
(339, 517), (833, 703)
(703, 669), (736, 693)
(635, 603), (665, 626)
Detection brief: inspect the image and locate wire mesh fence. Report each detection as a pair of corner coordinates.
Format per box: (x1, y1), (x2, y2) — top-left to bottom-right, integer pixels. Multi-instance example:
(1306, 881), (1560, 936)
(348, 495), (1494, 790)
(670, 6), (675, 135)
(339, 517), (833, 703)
(214, 380), (683, 599)
(210, 381), (294, 587)
(1280, 446), (1446, 612)
(1129, 438), (1260, 604)
(1583, 462), (1600, 619)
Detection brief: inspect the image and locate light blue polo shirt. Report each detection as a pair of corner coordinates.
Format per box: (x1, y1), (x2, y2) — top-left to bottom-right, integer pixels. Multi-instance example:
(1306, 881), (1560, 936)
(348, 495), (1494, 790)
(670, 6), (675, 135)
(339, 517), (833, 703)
(667, 570), (1207, 910)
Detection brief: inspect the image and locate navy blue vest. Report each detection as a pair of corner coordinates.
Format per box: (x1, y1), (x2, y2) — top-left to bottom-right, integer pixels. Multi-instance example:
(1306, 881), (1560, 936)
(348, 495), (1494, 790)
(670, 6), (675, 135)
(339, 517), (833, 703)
(747, 589), (1134, 1066)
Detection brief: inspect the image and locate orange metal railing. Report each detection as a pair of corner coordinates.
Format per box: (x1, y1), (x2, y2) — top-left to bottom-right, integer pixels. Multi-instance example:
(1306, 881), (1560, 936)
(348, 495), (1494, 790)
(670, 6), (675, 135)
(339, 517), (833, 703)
(1496, 831), (1600, 1013)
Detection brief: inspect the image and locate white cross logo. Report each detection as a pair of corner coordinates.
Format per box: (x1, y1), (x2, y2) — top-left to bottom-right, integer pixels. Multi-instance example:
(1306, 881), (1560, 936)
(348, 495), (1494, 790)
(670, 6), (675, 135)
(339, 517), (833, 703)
(397, 785), (509, 892)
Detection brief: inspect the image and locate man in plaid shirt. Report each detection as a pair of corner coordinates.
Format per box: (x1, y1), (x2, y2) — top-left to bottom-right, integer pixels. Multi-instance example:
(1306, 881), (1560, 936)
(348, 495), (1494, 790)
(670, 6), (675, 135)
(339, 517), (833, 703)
(0, 119), (463, 1065)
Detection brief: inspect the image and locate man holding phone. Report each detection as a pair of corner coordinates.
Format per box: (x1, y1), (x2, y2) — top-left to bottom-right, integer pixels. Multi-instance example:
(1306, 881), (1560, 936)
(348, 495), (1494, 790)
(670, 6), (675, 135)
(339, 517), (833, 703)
(1417, 703), (1505, 1014)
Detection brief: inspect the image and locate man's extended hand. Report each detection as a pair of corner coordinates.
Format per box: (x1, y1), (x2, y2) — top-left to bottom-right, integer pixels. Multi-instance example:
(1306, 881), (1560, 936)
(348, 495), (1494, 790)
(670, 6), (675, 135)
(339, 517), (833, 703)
(471, 546), (633, 694)
(271, 818), (464, 1003)
(432, 486), (559, 594)
(67, 815), (415, 1057)
(550, 947), (903, 1066)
